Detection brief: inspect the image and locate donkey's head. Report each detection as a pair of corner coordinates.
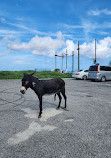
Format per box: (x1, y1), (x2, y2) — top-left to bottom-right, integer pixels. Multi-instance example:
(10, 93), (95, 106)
(20, 72), (35, 94)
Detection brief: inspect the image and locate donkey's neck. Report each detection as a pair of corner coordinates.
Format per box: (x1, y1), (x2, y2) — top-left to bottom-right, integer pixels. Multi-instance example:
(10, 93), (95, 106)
(29, 76), (39, 90)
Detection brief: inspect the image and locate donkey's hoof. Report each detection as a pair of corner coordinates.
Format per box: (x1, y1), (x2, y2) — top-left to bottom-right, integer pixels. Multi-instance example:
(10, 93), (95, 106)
(56, 107), (60, 110)
(38, 115), (42, 118)
(63, 107), (66, 110)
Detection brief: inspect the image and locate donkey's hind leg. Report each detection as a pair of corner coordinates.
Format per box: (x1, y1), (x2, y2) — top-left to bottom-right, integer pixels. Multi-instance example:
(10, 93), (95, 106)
(38, 96), (42, 118)
(60, 86), (67, 109)
(56, 92), (62, 110)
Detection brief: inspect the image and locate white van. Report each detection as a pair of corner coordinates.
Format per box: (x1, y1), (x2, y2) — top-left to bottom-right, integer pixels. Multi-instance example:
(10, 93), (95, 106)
(88, 65), (111, 81)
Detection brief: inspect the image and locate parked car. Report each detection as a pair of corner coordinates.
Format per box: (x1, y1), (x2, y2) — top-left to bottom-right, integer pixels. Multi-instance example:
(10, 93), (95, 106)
(72, 69), (89, 80)
(88, 64), (111, 82)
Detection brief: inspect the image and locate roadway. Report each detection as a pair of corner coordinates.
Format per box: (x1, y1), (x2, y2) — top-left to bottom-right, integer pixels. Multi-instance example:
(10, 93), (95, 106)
(0, 79), (111, 158)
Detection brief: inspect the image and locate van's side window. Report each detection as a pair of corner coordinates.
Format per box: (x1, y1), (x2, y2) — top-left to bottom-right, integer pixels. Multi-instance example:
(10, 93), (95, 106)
(105, 67), (111, 71)
(100, 66), (105, 71)
(100, 66), (111, 71)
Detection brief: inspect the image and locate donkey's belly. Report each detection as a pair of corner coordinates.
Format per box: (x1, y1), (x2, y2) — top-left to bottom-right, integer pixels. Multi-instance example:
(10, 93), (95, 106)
(44, 88), (59, 94)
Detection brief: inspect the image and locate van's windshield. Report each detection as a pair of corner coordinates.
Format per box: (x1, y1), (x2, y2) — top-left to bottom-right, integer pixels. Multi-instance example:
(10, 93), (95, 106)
(89, 66), (98, 71)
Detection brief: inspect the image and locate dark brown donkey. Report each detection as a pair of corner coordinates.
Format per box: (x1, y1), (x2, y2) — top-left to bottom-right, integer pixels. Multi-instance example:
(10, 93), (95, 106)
(20, 73), (67, 118)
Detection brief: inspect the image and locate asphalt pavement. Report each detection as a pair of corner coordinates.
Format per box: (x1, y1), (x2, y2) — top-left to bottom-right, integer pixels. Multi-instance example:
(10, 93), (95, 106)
(0, 79), (111, 158)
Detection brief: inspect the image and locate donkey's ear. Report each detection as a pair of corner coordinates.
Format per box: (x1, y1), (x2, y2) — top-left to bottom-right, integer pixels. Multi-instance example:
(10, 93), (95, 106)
(30, 71), (36, 76)
(30, 73), (34, 76)
(23, 73), (26, 75)
(23, 73), (28, 76)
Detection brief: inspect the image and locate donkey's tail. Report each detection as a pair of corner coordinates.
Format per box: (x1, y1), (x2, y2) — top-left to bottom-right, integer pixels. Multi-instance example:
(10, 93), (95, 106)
(54, 90), (61, 101)
(54, 93), (56, 101)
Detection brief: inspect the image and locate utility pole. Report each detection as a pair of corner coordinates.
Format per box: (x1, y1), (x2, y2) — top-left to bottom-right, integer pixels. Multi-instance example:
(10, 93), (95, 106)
(77, 41), (80, 71)
(55, 51), (57, 70)
(94, 39), (96, 64)
(55, 53), (64, 72)
(61, 53), (64, 70)
(72, 51), (74, 74)
(65, 49), (68, 72)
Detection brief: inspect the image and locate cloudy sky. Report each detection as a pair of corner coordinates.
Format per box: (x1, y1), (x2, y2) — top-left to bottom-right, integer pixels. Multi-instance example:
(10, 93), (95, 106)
(0, 0), (111, 71)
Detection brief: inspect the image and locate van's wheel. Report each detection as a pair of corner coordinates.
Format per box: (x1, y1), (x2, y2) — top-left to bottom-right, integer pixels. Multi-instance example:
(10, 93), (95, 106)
(101, 76), (106, 82)
(82, 75), (87, 80)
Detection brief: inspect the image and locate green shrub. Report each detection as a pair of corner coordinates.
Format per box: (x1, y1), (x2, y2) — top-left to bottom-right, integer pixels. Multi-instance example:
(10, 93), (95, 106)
(0, 71), (72, 79)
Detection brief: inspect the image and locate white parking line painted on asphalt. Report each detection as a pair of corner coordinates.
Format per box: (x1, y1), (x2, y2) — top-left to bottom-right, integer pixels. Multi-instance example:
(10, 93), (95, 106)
(8, 108), (62, 145)
(100, 83), (111, 87)
(22, 108), (62, 122)
(8, 121), (56, 145)
(105, 84), (111, 86)
(64, 119), (74, 122)
(22, 108), (38, 119)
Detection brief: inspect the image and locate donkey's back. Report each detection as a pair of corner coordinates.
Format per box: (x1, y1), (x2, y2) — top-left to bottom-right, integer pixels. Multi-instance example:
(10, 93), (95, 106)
(40, 78), (65, 94)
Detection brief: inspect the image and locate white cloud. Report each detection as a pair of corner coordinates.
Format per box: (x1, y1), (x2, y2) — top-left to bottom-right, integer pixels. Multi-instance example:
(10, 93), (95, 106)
(13, 55), (33, 65)
(62, 21), (111, 35)
(0, 18), (56, 37)
(7, 30), (111, 59)
(0, 30), (21, 36)
(61, 40), (77, 55)
(88, 9), (111, 16)
(1, 35), (14, 43)
(97, 31), (109, 35)
(14, 60), (30, 65)
(0, 53), (5, 57)
(81, 37), (111, 59)
(62, 23), (83, 29)
(61, 37), (111, 59)
(0, 17), (6, 23)
(8, 32), (65, 57)
(80, 20), (111, 40)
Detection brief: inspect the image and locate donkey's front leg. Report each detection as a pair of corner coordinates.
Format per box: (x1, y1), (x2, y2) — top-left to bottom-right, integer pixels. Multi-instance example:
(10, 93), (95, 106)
(56, 92), (62, 110)
(38, 96), (42, 118)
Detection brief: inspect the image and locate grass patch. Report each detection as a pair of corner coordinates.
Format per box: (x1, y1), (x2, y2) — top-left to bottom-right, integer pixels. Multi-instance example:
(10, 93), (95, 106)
(0, 71), (72, 79)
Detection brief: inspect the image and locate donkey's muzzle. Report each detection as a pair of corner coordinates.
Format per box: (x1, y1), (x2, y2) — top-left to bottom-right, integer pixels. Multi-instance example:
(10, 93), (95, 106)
(20, 90), (25, 94)
(20, 87), (26, 94)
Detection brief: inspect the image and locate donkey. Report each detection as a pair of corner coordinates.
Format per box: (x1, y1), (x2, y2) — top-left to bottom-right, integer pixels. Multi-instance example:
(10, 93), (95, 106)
(20, 72), (67, 118)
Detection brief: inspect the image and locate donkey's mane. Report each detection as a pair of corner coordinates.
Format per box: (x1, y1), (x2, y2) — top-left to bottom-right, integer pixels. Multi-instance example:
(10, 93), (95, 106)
(31, 75), (39, 80)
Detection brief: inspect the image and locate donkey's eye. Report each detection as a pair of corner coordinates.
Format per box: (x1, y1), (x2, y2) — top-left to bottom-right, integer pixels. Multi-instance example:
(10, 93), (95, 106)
(25, 81), (29, 85)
